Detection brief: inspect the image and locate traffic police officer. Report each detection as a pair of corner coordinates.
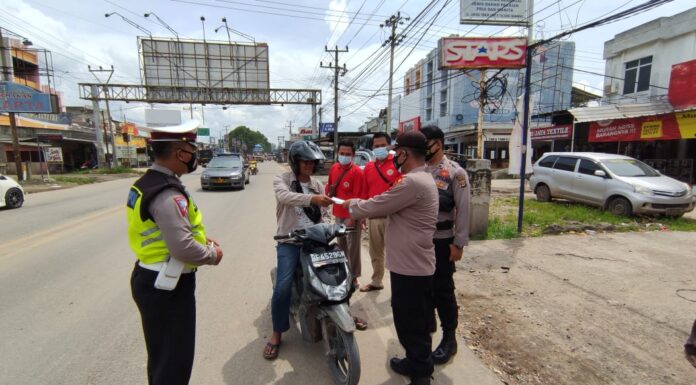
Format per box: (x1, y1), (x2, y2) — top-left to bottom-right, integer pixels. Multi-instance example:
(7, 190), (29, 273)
(343, 131), (439, 385)
(420, 125), (471, 365)
(128, 124), (223, 385)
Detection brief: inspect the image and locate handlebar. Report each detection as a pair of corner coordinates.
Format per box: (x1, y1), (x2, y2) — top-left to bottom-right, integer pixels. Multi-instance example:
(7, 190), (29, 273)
(273, 234), (291, 240)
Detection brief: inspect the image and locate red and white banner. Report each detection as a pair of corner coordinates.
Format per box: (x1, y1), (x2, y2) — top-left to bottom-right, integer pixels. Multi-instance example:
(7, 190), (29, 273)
(669, 59), (696, 111)
(588, 113), (686, 142)
(440, 37), (527, 69)
(531, 125), (572, 141)
(398, 116), (421, 134)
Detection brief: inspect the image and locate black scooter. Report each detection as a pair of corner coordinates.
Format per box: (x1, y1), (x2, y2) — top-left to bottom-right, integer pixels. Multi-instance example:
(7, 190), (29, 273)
(272, 223), (361, 385)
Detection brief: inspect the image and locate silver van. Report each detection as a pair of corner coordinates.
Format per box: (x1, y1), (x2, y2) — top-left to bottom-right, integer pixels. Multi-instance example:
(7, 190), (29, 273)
(529, 152), (695, 217)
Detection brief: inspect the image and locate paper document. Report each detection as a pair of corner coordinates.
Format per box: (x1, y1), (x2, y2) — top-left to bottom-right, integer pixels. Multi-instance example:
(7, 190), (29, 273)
(331, 197), (345, 205)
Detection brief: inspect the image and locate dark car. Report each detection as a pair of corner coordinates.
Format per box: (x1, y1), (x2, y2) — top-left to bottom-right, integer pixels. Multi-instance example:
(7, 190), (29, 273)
(201, 156), (250, 190)
(199, 149), (214, 166)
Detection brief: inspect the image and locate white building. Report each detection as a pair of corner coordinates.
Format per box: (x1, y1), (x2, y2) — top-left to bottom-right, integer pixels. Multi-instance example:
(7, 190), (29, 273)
(603, 7), (696, 104)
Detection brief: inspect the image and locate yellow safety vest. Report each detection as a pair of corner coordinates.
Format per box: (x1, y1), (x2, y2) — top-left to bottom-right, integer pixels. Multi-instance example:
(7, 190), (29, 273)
(126, 171), (206, 266)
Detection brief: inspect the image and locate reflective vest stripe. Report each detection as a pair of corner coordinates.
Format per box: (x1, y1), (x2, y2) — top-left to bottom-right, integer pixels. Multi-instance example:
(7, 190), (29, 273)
(140, 227), (160, 237)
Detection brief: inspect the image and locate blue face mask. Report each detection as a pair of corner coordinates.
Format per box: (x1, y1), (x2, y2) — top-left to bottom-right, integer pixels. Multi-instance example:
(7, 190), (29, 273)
(338, 155), (352, 166)
(373, 147), (388, 160)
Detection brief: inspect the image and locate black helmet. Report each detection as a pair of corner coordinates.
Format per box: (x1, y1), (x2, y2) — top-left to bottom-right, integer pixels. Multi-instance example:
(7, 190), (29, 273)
(289, 140), (325, 174)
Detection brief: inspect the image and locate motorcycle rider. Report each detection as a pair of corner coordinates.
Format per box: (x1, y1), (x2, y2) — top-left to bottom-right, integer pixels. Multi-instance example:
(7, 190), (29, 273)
(264, 141), (333, 360)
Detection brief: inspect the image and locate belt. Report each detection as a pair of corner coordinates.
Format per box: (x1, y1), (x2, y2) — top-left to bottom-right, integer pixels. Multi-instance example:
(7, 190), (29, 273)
(436, 220), (454, 230)
(138, 261), (196, 274)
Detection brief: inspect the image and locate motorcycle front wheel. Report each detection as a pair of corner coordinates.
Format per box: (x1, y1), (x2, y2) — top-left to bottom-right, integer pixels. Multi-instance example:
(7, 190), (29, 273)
(324, 319), (360, 385)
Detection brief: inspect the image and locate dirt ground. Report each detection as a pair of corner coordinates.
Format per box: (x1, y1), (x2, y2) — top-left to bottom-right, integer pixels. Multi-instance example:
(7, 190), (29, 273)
(454, 231), (696, 385)
(21, 172), (141, 194)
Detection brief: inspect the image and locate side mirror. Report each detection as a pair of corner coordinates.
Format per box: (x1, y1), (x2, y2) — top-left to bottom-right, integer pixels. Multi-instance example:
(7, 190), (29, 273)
(594, 170), (607, 178)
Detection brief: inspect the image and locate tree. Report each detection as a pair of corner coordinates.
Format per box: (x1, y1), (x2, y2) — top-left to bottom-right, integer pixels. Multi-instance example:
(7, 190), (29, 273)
(227, 125), (271, 153)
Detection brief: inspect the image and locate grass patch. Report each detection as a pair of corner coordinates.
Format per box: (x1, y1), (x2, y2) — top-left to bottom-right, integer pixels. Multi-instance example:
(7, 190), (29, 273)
(73, 166), (139, 175)
(52, 176), (97, 185)
(483, 196), (696, 240)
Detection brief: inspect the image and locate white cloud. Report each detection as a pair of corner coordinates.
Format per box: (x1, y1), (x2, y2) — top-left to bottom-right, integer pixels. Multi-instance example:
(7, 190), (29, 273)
(325, 0), (349, 48)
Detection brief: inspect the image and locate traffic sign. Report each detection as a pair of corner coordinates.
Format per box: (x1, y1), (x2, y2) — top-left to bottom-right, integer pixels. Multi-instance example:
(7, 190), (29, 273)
(197, 127), (210, 136)
(320, 123), (335, 133)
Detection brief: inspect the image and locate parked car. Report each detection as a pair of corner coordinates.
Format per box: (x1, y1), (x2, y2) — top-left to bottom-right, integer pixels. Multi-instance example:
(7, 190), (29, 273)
(0, 174), (24, 209)
(529, 152), (695, 217)
(198, 149), (214, 166)
(200, 155), (250, 190)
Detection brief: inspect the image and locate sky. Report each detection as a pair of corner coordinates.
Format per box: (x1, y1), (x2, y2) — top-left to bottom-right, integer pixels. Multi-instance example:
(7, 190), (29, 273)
(1, 0), (693, 145)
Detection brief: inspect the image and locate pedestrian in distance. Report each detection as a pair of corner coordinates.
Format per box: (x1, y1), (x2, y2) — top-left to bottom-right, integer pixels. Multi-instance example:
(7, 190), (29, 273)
(127, 124), (224, 385)
(264, 140), (333, 360)
(342, 131), (439, 385)
(325, 140), (369, 330)
(360, 132), (401, 293)
(421, 125), (471, 365)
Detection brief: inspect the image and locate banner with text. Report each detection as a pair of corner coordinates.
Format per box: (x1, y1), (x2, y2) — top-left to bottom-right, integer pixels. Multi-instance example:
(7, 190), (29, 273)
(588, 113), (691, 142)
(531, 125), (573, 141)
(460, 0), (529, 26)
(439, 37), (527, 69)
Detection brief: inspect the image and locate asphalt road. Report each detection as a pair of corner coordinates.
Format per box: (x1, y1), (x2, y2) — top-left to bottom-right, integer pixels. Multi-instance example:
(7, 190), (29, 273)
(0, 161), (501, 385)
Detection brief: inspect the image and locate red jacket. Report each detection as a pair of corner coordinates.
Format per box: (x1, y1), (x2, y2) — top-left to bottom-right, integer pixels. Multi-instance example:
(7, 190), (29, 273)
(326, 163), (365, 219)
(363, 154), (401, 199)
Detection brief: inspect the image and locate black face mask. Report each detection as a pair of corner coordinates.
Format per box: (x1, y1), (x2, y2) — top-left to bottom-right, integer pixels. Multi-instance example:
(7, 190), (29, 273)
(425, 142), (440, 161)
(393, 151), (408, 171)
(179, 149), (198, 173)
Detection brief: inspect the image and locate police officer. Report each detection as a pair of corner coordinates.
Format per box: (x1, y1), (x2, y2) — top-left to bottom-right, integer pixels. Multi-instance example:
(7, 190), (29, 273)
(420, 125), (470, 365)
(343, 131), (439, 385)
(128, 125), (223, 385)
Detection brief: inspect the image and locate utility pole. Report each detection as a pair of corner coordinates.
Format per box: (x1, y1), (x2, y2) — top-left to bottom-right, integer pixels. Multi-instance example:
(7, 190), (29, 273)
(321, 46), (348, 155)
(382, 12), (408, 136)
(286, 120), (293, 138)
(477, 70), (486, 159)
(89, 65), (115, 168)
(517, 0), (535, 234)
(0, 28), (23, 181)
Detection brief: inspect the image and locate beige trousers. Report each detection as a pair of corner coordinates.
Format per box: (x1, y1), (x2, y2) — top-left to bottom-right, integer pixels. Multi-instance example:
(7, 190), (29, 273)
(366, 218), (386, 287)
(336, 217), (362, 279)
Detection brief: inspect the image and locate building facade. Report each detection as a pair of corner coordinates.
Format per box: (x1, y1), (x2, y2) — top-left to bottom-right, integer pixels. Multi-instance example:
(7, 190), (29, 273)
(392, 40), (575, 168)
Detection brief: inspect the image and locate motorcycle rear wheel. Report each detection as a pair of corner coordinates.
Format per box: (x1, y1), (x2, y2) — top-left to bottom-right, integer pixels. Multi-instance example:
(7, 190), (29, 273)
(325, 320), (360, 385)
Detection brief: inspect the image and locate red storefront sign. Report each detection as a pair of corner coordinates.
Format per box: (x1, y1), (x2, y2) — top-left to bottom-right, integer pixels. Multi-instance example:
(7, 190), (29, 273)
(669, 59), (696, 111)
(398, 117), (421, 134)
(440, 37), (527, 69)
(530, 125), (572, 141)
(589, 113), (685, 142)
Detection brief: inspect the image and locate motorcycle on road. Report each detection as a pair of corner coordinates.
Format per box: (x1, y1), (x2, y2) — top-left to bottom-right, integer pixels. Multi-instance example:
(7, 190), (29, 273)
(272, 223), (360, 385)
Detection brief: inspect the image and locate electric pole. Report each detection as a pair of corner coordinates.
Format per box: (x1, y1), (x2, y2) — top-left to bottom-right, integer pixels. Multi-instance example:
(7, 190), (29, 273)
(321, 46), (348, 155)
(286, 120), (293, 138)
(89, 65), (116, 168)
(382, 13), (408, 136)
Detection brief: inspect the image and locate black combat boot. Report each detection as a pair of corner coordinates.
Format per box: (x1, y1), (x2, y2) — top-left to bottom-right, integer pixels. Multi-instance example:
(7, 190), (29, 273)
(408, 376), (431, 385)
(389, 357), (411, 376)
(432, 331), (457, 365)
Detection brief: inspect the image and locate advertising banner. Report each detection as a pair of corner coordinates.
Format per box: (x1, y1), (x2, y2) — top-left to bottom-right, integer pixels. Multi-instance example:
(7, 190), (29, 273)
(398, 116), (421, 134)
(0, 81), (52, 113)
(668, 59), (696, 111)
(45, 147), (63, 163)
(530, 125), (572, 141)
(320, 122), (335, 133)
(460, 0), (529, 26)
(675, 111), (696, 139)
(588, 113), (683, 142)
(440, 37), (527, 69)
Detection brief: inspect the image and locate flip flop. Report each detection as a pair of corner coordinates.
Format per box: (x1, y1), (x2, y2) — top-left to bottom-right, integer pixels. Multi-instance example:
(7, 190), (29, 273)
(263, 342), (280, 360)
(354, 317), (368, 331)
(359, 284), (384, 292)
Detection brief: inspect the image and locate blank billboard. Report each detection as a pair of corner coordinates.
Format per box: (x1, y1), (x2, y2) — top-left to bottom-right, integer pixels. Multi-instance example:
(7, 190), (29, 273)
(139, 37), (270, 91)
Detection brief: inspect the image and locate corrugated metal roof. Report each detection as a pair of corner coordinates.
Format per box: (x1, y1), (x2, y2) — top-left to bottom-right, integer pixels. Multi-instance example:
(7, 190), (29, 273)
(569, 100), (674, 123)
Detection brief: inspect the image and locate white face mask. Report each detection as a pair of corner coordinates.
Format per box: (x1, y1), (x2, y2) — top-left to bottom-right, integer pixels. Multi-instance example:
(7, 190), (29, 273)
(337, 155), (352, 166)
(373, 147), (388, 160)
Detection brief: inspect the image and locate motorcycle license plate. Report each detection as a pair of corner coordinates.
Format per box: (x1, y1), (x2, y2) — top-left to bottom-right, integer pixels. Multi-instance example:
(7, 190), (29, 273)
(310, 250), (347, 267)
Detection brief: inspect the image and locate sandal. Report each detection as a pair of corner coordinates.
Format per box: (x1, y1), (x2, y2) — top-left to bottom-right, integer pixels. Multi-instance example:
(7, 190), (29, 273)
(263, 342), (280, 360)
(359, 284), (384, 292)
(354, 317), (368, 331)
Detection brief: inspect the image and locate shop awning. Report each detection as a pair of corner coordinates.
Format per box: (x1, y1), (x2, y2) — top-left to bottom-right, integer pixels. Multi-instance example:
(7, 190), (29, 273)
(569, 100), (674, 123)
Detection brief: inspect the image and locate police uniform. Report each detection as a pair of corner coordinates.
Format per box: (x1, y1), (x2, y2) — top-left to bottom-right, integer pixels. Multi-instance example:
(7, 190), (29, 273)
(128, 126), (219, 385)
(348, 131), (438, 384)
(421, 125), (471, 364)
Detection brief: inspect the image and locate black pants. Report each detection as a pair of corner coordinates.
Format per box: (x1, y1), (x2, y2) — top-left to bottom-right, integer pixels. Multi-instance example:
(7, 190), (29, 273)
(131, 263), (197, 385)
(391, 271), (434, 379)
(433, 237), (459, 333)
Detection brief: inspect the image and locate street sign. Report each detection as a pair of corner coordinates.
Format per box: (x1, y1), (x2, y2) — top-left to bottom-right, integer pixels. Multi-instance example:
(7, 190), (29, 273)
(0, 81), (52, 113)
(320, 123), (335, 133)
(197, 127), (210, 136)
(460, 0), (529, 26)
(116, 146), (137, 159)
(440, 37), (528, 69)
(45, 147), (63, 163)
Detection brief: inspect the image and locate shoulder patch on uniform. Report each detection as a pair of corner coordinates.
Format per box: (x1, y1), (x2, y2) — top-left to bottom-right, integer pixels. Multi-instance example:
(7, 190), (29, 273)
(127, 188), (140, 209)
(457, 174), (468, 188)
(173, 195), (188, 217)
(393, 176), (404, 187)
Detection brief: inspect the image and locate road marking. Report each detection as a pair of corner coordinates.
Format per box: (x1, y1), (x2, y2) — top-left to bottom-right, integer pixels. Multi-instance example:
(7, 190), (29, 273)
(0, 205), (123, 259)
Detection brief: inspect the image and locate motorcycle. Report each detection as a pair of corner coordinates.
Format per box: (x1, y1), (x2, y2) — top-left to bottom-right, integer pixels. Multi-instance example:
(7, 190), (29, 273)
(272, 223), (361, 385)
(249, 161), (258, 175)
